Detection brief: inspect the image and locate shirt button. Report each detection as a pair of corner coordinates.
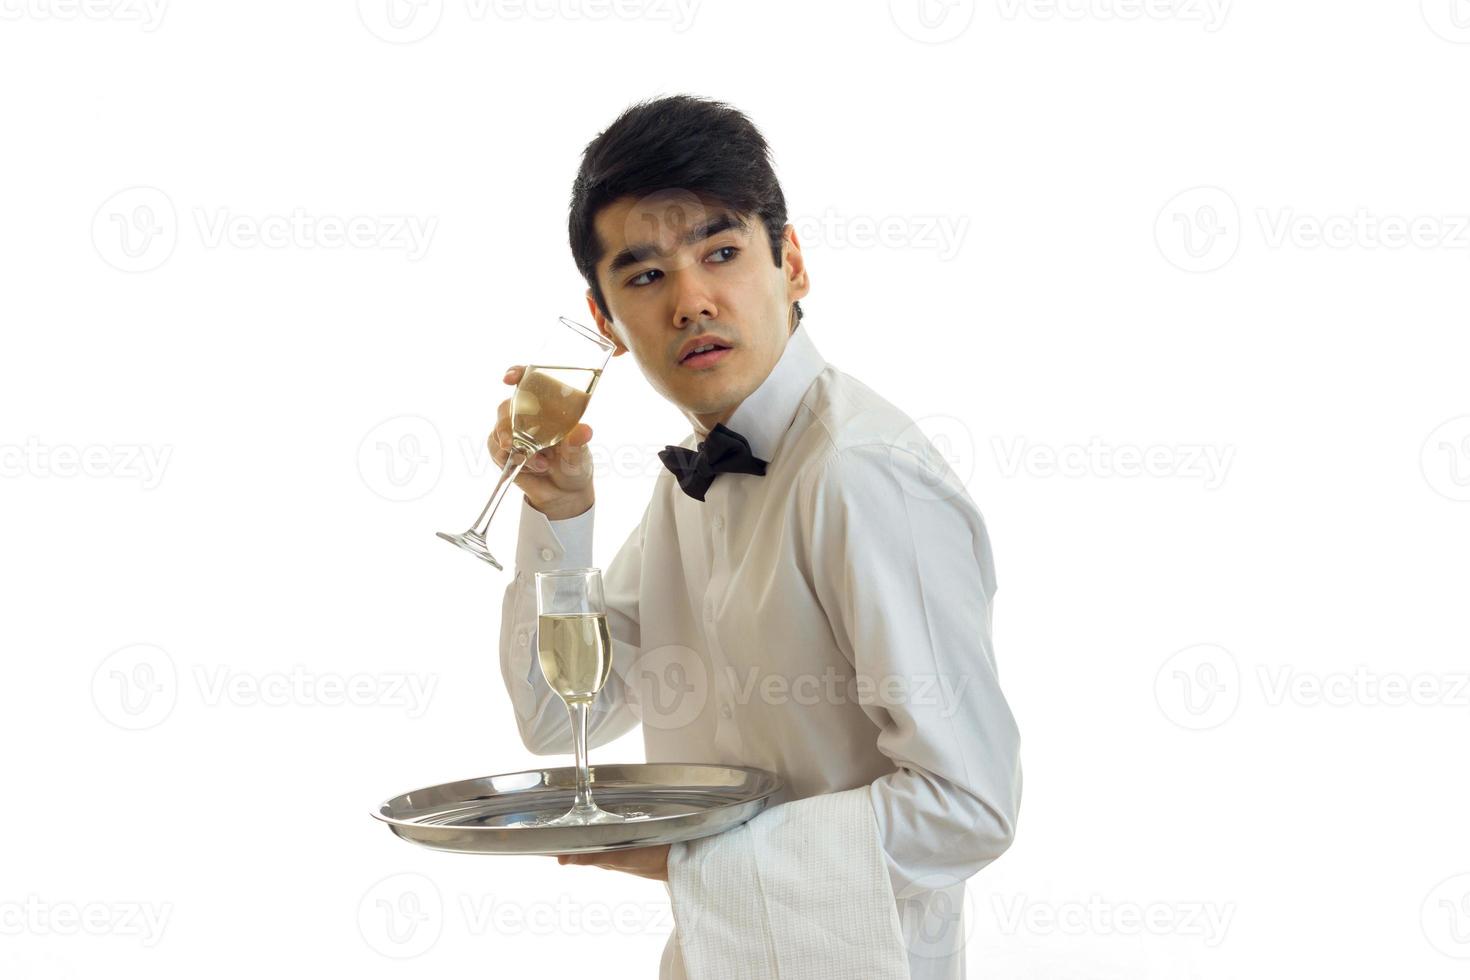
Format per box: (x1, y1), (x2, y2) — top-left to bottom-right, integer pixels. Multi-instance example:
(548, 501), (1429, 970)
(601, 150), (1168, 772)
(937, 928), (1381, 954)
(517, 631), (529, 647)
(540, 548), (555, 561)
(712, 515), (725, 532)
(720, 703), (733, 719)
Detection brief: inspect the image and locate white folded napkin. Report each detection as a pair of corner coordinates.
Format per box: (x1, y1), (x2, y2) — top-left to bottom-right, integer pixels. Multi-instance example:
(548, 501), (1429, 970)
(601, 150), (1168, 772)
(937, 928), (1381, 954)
(665, 785), (911, 979)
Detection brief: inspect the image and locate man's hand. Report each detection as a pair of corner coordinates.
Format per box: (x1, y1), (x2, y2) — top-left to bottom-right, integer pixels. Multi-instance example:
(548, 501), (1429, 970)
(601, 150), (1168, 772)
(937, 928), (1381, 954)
(554, 843), (671, 882)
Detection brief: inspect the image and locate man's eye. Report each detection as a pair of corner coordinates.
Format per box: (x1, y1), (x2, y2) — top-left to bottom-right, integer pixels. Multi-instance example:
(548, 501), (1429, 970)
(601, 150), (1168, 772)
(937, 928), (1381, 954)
(708, 245), (739, 263)
(629, 268), (663, 287)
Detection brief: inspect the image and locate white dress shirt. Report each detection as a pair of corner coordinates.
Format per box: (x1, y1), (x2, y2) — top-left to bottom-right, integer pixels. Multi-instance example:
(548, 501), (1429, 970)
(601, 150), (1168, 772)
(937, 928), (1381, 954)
(499, 321), (1022, 979)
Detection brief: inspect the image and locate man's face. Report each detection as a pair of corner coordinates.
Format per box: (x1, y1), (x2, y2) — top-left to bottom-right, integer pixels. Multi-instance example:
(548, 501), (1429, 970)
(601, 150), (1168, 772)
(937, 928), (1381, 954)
(584, 191), (809, 431)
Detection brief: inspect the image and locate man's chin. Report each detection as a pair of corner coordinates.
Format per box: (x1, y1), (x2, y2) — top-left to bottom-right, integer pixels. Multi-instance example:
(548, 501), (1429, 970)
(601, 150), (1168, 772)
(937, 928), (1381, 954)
(675, 388), (742, 421)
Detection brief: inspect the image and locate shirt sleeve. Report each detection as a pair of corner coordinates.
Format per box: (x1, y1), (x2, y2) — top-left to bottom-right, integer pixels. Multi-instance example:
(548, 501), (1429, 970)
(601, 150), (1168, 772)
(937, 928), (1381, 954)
(801, 441), (1022, 896)
(498, 496), (645, 755)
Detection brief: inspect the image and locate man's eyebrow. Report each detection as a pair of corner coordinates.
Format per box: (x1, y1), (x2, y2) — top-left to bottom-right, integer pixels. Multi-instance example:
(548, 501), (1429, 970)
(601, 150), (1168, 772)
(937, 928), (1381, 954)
(606, 211), (749, 277)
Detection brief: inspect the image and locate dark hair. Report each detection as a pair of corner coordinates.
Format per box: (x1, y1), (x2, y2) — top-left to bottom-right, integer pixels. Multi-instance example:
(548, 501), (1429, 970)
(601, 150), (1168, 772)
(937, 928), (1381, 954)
(568, 94), (802, 328)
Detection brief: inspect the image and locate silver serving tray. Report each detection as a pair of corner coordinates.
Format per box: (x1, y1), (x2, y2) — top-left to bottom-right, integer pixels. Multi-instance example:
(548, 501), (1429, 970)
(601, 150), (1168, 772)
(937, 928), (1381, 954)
(372, 763), (782, 856)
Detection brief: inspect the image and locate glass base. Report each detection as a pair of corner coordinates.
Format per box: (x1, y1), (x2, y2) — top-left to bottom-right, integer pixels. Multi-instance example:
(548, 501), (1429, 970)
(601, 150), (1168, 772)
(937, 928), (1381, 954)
(436, 529), (503, 570)
(513, 802), (653, 828)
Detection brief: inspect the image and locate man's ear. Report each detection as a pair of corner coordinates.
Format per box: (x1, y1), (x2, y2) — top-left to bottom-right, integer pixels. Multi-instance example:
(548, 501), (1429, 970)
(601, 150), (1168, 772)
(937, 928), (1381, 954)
(782, 223), (810, 305)
(585, 290), (628, 356)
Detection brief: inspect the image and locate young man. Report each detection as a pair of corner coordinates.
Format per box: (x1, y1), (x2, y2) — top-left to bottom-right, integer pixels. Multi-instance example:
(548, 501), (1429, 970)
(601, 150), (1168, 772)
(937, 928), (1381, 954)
(493, 95), (1021, 979)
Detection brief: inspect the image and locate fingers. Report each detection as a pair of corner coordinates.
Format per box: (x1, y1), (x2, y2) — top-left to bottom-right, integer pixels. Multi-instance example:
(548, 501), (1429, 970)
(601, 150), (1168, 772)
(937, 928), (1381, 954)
(558, 854), (619, 871)
(552, 424), (593, 457)
(487, 423), (512, 468)
(557, 853), (595, 866)
(552, 847), (663, 881)
(487, 404), (508, 456)
(523, 424), (592, 474)
(486, 370), (591, 479)
(486, 372), (523, 463)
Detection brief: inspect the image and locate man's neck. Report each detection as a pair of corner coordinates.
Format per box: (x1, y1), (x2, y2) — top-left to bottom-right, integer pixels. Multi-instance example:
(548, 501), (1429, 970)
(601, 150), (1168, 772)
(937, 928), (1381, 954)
(689, 318), (799, 436)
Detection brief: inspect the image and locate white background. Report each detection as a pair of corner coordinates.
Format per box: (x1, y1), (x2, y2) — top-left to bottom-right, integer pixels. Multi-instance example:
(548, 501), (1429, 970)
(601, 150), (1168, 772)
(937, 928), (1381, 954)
(2, 1), (1468, 977)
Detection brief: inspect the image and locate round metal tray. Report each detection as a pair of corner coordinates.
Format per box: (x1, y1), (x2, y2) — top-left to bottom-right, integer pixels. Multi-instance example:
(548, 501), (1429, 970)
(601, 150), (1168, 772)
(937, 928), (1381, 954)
(372, 763), (782, 855)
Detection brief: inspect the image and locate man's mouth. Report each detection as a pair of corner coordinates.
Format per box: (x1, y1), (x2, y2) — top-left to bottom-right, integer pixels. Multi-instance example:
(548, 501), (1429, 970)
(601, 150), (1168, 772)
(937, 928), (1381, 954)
(680, 343), (733, 367)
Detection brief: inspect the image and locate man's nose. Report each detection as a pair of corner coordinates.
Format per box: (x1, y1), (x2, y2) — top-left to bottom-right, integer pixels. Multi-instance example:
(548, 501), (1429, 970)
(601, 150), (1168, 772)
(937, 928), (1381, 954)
(670, 268), (718, 327)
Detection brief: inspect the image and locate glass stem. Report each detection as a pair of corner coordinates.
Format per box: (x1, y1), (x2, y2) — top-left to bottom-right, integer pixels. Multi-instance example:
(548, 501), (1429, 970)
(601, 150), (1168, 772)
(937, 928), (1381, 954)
(469, 447), (529, 537)
(567, 699), (594, 811)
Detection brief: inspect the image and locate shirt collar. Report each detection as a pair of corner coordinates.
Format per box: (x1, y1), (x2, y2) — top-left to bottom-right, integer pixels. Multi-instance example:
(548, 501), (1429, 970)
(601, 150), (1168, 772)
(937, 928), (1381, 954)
(690, 320), (826, 462)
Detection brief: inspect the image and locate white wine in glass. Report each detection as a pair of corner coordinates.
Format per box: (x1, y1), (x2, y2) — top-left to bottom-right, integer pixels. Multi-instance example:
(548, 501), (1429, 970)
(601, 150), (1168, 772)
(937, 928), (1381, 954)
(437, 317), (614, 569)
(527, 568), (646, 827)
(510, 366), (601, 451)
(538, 612), (613, 704)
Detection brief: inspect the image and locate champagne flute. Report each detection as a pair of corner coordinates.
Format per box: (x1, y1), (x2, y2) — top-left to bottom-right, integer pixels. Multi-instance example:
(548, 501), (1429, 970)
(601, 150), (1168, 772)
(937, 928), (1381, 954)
(437, 316), (614, 569)
(530, 568), (644, 826)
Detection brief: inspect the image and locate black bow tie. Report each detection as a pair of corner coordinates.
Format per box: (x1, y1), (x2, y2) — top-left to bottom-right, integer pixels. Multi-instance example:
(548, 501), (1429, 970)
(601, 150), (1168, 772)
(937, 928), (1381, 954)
(658, 423), (768, 501)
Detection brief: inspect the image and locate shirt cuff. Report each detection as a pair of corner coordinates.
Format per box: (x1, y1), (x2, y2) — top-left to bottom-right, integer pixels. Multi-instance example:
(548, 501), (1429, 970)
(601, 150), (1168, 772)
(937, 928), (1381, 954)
(514, 497), (595, 573)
